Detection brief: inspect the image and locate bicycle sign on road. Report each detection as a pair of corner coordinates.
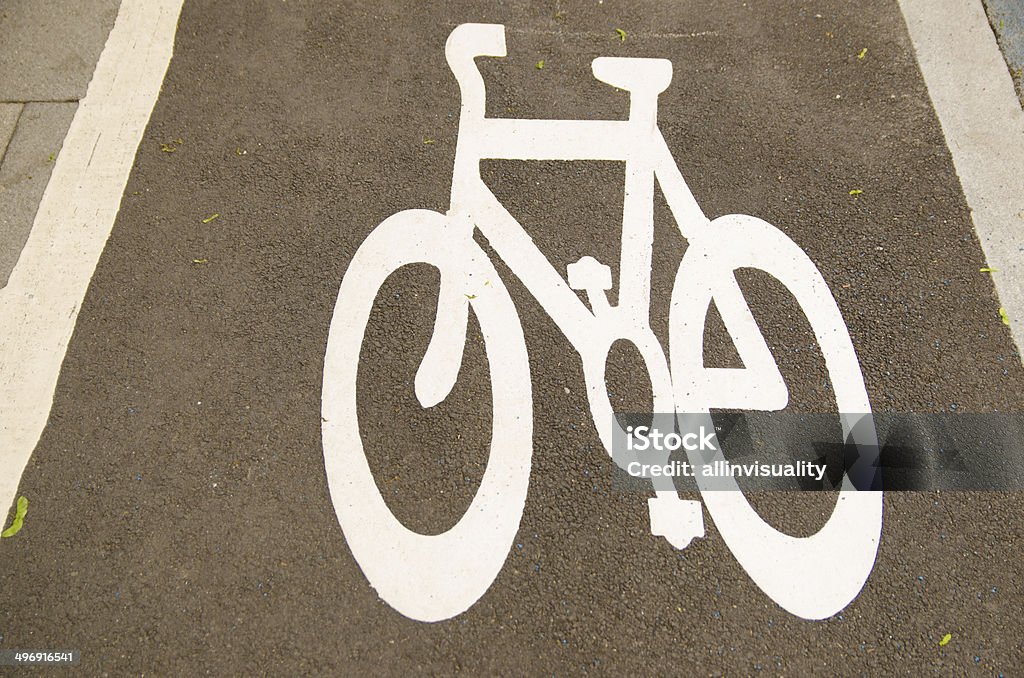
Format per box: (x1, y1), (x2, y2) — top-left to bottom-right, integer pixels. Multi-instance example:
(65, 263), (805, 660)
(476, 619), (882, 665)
(321, 24), (882, 623)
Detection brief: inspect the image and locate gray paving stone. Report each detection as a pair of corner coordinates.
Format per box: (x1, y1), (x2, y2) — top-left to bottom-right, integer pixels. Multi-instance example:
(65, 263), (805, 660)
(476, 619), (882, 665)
(985, 0), (1024, 106)
(0, 0), (121, 102)
(0, 102), (76, 288)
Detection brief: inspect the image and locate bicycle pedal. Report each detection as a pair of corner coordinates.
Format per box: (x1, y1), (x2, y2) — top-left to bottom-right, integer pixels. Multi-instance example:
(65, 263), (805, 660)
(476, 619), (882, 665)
(647, 496), (705, 550)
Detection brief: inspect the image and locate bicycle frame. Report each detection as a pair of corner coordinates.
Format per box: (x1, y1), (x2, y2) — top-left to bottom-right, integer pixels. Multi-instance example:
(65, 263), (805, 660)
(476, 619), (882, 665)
(432, 24), (721, 456)
(453, 126), (707, 345)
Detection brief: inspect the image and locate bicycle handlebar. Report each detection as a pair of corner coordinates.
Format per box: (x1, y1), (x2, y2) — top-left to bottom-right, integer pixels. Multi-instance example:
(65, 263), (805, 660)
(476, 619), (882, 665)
(445, 24), (507, 119)
(445, 23), (507, 61)
(445, 23), (672, 125)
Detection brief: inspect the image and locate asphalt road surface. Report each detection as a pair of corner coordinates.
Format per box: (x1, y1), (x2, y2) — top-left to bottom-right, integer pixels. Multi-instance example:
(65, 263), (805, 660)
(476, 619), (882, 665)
(2, 0), (1023, 674)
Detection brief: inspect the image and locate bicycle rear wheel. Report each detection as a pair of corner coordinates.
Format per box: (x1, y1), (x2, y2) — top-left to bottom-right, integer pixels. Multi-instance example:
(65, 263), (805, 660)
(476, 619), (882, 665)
(670, 213), (882, 620)
(322, 209), (533, 622)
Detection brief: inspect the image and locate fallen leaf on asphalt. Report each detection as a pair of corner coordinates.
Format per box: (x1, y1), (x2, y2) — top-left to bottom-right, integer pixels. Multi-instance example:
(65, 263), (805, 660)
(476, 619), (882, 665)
(858, 47), (868, 59)
(161, 139), (184, 153)
(980, 267), (998, 273)
(939, 633), (951, 646)
(1, 496), (28, 538)
(202, 213), (220, 224)
(999, 308), (1010, 326)
(423, 138), (435, 145)
(192, 258), (208, 264)
(615, 28), (627, 41)
(536, 60), (545, 69)
(849, 189), (863, 196)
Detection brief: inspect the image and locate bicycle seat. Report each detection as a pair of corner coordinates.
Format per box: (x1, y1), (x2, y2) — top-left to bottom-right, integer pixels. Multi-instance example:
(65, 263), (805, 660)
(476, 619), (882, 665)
(592, 57), (673, 95)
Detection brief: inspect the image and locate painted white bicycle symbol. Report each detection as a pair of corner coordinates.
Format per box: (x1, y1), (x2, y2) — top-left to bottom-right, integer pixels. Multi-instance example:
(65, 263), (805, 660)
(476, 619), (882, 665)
(322, 24), (882, 623)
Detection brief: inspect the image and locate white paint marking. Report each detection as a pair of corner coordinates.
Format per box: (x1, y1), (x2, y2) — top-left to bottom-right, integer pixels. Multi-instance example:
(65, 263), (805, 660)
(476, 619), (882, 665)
(899, 0), (1024, 359)
(0, 0), (185, 515)
(324, 23), (881, 623)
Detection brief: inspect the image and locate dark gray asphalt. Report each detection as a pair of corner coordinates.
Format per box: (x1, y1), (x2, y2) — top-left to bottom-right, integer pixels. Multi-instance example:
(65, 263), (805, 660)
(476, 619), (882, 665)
(1, 0), (1022, 674)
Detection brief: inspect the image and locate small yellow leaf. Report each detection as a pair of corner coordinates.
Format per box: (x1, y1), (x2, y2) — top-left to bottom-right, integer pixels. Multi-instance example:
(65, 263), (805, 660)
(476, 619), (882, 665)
(202, 213), (220, 224)
(1, 496), (28, 538)
(160, 143), (177, 153)
(465, 294), (477, 300)
(423, 138), (435, 145)
(1000, 307), (1010, 326)
(192, 258), (208, 264)
(939, 633), (951, 647)
(615, 28), (627, 41)
(849, 189), (863, 196)
(858, 47), (868, 60)
(980, 267), (998, 273)
(536, 60), (545, 70)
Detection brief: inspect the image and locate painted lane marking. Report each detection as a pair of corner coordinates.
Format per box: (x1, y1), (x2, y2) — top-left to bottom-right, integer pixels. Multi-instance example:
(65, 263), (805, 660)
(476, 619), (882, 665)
(0, 0), (186, 516)
(899, 0), (1024, 359)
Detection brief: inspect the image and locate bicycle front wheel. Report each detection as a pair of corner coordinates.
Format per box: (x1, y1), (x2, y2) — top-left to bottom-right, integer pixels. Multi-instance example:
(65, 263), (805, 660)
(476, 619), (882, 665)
(669, 213), (882, 620)
(322, 209), (533, 622)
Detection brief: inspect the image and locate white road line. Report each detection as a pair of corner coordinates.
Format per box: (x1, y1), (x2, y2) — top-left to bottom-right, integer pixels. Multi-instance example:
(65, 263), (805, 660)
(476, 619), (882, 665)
(899, 0), (1024, 361)
(0, 0), (185, 515)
